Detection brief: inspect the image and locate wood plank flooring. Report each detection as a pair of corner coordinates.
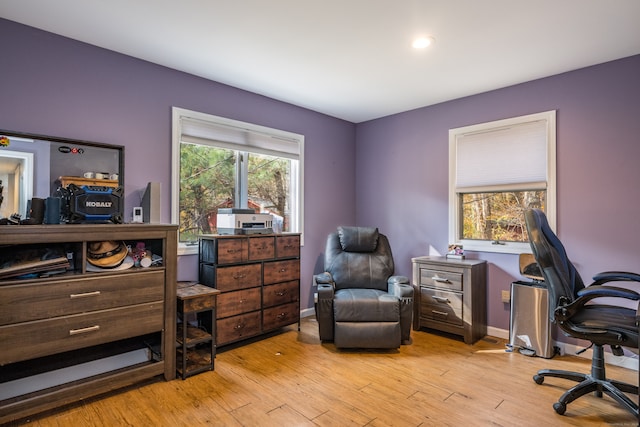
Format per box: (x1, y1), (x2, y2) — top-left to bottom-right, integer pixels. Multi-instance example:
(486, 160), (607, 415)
(7, 316), (639, 426)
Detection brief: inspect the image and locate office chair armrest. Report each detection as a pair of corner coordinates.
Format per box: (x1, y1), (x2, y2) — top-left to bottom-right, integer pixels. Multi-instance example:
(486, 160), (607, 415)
(592, 271), (640, 286)
(556, 285), (640, 322)
(577, 284), (640, 301)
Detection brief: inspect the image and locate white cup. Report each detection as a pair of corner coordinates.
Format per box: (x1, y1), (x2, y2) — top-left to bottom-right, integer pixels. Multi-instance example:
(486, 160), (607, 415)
(83, 172), (95, 179)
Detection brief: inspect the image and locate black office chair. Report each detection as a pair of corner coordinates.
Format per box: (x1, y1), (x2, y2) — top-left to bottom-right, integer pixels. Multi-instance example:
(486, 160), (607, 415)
(524, 209), (639, 419)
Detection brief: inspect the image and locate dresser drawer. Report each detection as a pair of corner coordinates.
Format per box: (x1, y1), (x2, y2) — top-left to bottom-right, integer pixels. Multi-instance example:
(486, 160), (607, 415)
(263, 280), (299, 308)
(215, 238), (248, 264)
(216, 287), (261, 318)
(248, 236), (275, 261)
(217, 311), (261, 345)
(419, 268), (462, 291)
(276, 235), (300, 258)
(263, 259), (300, 285)
(0, 302), (164, 365)
(0, 270), (165, 326)
(214, 264), (262, 291)
(419, 287), (463, 326)
(263, 301), (299, 331)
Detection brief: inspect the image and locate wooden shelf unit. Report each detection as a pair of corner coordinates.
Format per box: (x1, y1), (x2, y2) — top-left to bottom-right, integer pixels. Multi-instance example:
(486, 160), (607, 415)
(0, 224), (177, 424)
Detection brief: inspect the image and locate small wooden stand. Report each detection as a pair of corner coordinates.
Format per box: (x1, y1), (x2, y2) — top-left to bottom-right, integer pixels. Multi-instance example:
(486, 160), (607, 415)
(176, 282), (220, 379)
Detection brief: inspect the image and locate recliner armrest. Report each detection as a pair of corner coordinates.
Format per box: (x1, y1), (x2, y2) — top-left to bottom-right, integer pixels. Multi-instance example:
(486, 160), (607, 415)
(313, 272), (334, 286)
(388, 275), (413, 298)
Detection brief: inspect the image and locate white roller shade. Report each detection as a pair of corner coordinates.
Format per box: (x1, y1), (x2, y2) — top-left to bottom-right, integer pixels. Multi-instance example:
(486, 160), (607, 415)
(181, 116), (301, 160)
(454, 119), (548, 191)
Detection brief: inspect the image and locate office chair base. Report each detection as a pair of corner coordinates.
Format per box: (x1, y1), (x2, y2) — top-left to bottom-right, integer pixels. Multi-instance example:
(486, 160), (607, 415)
(534, 369), (639, 418)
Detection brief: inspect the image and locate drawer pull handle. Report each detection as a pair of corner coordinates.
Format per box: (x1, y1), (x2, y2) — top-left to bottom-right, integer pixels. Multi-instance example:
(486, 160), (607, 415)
(275, 290), (287, 296)
(233, 273), (247, 279)
(279, 268), (287, 273)
(226, 249), (240, 254)
(70, 291), (101, 299)
(284, 244), (293, 248)
(432, 276), (452, 284)
(69, 325), (100, 335)
(432, 310), (449, 317)
(276, 312), (288, 319)
(432, 296), (450, 304)
(234, 323), (245, 330)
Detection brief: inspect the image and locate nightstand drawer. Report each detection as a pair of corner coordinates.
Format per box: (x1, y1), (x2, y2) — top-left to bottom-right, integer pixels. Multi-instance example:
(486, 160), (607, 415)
(0, 270), (165, 325)
(419, 287), (463, 326)
(0, 302), (164, 365)
(419, 268), (462, 291)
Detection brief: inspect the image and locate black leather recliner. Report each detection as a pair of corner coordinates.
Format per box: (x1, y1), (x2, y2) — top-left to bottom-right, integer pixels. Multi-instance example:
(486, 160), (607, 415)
(314, 226), (413, 349)
(524, 208), (639, 419)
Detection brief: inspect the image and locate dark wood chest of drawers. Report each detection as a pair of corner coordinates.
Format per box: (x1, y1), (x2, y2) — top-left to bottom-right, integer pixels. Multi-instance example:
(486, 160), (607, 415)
(199, 234), (300, 346)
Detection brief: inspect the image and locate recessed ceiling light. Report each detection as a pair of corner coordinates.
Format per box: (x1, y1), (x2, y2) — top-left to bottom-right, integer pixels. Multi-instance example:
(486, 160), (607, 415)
(412, 36), (435, 49)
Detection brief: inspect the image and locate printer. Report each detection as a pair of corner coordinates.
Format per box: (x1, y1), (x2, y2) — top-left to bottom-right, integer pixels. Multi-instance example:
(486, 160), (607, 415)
(216, 208), (273, 235)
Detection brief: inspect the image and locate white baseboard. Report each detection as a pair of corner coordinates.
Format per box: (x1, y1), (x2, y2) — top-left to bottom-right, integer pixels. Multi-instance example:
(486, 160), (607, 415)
(300, 307), (315, 318)
(488, 327), (638, 371)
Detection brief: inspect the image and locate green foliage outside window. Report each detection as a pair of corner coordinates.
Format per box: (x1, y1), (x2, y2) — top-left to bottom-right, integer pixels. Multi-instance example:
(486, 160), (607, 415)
(461, 190), (546, 242)
(179, 143), (292, 243)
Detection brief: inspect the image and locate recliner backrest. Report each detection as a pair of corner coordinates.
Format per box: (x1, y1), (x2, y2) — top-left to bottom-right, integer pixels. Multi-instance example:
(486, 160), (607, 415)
(525, 209), (585, 322)
(324, 226), (394, 291)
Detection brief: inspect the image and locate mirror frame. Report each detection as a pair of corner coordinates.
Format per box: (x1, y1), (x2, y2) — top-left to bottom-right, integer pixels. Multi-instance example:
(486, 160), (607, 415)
(0, 129), (125, 221)
(0, 128), (125, 192)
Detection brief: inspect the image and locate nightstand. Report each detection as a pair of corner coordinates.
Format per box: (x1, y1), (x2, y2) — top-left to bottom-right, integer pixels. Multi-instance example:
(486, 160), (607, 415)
(412, 256), (487, 344)
(176, 282), (220, 379)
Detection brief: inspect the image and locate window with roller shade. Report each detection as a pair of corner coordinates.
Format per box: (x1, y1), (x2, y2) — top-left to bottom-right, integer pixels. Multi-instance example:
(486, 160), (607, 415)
(448, 110), (556, 254)
(171, 107), (304, 253)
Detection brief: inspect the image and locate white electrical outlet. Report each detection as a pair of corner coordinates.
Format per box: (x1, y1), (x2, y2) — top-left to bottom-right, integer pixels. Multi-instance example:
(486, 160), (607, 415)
(501, 290), (510, 303)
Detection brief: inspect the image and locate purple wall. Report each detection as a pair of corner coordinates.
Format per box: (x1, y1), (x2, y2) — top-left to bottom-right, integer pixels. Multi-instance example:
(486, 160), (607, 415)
(3, 18), (639, 338)
(0, 19), (356, 310)
(356, 54), (640, 333)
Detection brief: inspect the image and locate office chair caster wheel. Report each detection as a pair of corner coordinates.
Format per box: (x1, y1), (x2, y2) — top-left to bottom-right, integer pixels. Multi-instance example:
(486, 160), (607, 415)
(533, 374), (544, 385)
(553, 402), (566, 415)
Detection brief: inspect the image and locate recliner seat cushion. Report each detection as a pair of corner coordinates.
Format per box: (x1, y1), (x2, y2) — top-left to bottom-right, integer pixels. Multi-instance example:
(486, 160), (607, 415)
(333, 288), (399, 322)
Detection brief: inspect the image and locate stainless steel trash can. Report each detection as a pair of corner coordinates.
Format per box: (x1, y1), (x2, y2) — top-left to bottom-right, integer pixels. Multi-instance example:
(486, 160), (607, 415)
(509, 280), (554, 358)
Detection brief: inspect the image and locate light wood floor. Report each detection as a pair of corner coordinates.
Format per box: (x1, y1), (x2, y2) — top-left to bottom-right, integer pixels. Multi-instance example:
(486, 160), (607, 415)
(9, 316), (639, 427)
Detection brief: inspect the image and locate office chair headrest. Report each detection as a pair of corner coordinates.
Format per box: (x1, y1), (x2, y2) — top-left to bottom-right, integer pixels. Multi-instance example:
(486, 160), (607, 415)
(338, 226), (379, 252)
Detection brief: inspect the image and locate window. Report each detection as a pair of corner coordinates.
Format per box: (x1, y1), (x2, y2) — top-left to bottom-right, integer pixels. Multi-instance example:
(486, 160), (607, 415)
(172, 107), (304, 254)
(448, 111), (556, 254)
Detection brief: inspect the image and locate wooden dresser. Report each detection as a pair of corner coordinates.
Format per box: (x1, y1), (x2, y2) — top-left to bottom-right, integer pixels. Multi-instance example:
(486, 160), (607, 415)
(198, 234), (300, 347)
(0, 224), (177, 424)
(412, 256), (487, 344)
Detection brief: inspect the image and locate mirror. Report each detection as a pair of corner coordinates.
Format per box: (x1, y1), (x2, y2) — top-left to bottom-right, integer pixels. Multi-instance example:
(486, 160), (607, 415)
(0, 130), (124, 220)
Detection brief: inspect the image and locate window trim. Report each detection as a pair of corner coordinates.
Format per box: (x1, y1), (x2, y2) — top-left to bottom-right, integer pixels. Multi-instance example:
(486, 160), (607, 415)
(171, 107), (304, 255)
(448, 110), (556, 254)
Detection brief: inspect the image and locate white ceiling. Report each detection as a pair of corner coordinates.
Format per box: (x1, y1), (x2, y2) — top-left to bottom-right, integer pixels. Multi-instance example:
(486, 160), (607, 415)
(2, 0), (640, 123)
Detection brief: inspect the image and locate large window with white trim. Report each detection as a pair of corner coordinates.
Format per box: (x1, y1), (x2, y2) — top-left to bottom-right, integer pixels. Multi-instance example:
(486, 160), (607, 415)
(172, 107), (304, 253)
(449, 110), (556, 253)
